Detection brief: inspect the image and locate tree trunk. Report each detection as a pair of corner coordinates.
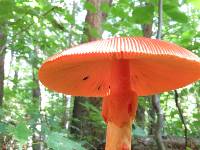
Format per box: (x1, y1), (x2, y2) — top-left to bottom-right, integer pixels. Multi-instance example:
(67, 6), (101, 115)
(61, 95), (68, 129)
(151, 0), (165, 149)
(71, 0), (112, 148)
(31, 47), (42, 150)
(152, 95), (165, 150)
(0, 27), (6, 149)
(0, 52), (5, 107)
(0, 31), (6, 107)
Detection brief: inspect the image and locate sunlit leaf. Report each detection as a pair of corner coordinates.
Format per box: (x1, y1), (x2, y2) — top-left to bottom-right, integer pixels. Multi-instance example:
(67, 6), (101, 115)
(110, 6), (126, 18)
(163, 3), (188, 23)
(100, 2), (110, 13)
(102, 23), (118, 34)
(187, 0), (200, 9)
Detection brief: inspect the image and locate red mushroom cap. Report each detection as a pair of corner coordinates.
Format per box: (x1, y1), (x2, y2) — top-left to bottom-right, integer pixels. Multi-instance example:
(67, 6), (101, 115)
(39, 37), (200, 96)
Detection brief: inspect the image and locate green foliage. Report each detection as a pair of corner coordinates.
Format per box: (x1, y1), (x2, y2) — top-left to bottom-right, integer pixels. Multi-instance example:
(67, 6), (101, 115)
(100, 2), (110, 13)
(163, 2), (188, 23)
(111, 6), (127, 18)
(187, 0), (200, 9)
(84, 1), (96, 13)
(132, 5), (154, 24)
(7, 122), (32, 145)
(0, 122), (7, 134)
(66, 13), (75, 24)
(102, 22), (118, 34)
(80, 101), (105, 128)
(0, 0), (15, 23)
(46, 131), (85, 150)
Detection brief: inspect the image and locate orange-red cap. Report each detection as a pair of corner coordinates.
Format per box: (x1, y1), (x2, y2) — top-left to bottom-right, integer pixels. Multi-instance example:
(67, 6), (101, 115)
(39, 37), (200, 96)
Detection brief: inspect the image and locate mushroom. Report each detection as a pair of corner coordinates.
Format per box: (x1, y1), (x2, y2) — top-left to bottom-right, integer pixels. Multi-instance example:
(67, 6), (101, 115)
(39, 37), (200, 150)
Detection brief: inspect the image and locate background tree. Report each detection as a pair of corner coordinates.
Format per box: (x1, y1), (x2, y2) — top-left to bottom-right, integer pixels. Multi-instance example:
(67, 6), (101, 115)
(71, 0), (112, 148)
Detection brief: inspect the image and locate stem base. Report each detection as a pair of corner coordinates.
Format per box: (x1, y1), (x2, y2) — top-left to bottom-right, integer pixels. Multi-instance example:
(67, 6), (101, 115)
(105, 121), (132, 150)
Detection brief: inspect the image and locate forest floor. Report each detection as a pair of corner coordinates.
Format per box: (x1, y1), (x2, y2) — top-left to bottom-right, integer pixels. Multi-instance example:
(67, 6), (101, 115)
(97, 136), (200, 150)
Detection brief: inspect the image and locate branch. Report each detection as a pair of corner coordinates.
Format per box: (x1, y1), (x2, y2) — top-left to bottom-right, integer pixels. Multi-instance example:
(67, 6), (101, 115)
(2, 7), (56, 54)
(13, 7), (56, 38)
(174, 90), (188, 150)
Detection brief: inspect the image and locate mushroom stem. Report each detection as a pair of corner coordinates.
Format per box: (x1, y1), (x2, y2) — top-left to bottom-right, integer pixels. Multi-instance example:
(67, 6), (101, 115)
(102, 92), (138, 150)
(105, 121), (132, 150)
(102, 59), (138, 150)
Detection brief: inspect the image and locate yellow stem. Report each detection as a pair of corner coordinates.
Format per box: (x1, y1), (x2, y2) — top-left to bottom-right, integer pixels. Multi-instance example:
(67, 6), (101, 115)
(105, 121), (132, 150)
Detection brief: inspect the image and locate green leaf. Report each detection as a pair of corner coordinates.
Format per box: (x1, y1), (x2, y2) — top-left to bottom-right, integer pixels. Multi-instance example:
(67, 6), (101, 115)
(102, 23), (118, 34)
(132, 5), (154, 24)
(100, 3), (110, 13)
(84, 1), (96, 13)
(133, 125), (147, 137)
(50, 19), (65, 31)
(66, 13), (75, 24)
(8, 122), (32, 144)
(0, 123), (7, 134)
(189, 87), (195, 93)
(163, 3), (188, 23)
(0, 0), (15, 22)
(110, 6), (126, 18)
(46, 132), (86, 150)
(118, 0), (130, 5)
(187, 0), (200, 9)
(193, 113), (200, 119)
(193, 121), (200, 127)
(186, 147), (192, 150)
(180, 89), (188, 96)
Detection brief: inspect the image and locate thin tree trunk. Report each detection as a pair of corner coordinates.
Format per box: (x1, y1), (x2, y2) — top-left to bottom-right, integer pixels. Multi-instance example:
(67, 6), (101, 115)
(61, 95), (67, 129)
(32, 47), (42, 150)
(152, 95), (165, 150)
(174, 90), (188, 150)
(0, 53), (5, 107)
(151, 0), (165, 150)
(71, 0), (112, 148)
(0, 31), (6, 107)
(0, 28), (6, 149)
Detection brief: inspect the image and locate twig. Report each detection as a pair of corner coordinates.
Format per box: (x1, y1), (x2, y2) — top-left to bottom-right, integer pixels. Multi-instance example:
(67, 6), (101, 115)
(13, 7), (56, 38)
(174, 90), (188, 150)
(2, 6), (56, 53)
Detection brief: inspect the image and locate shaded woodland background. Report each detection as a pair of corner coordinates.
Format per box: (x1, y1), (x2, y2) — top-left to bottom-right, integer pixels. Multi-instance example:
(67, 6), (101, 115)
(0, 0), (200, 149)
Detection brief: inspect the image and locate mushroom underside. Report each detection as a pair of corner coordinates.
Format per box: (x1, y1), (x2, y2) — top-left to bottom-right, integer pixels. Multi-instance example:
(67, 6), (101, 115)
(39, 55), (200, 97)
